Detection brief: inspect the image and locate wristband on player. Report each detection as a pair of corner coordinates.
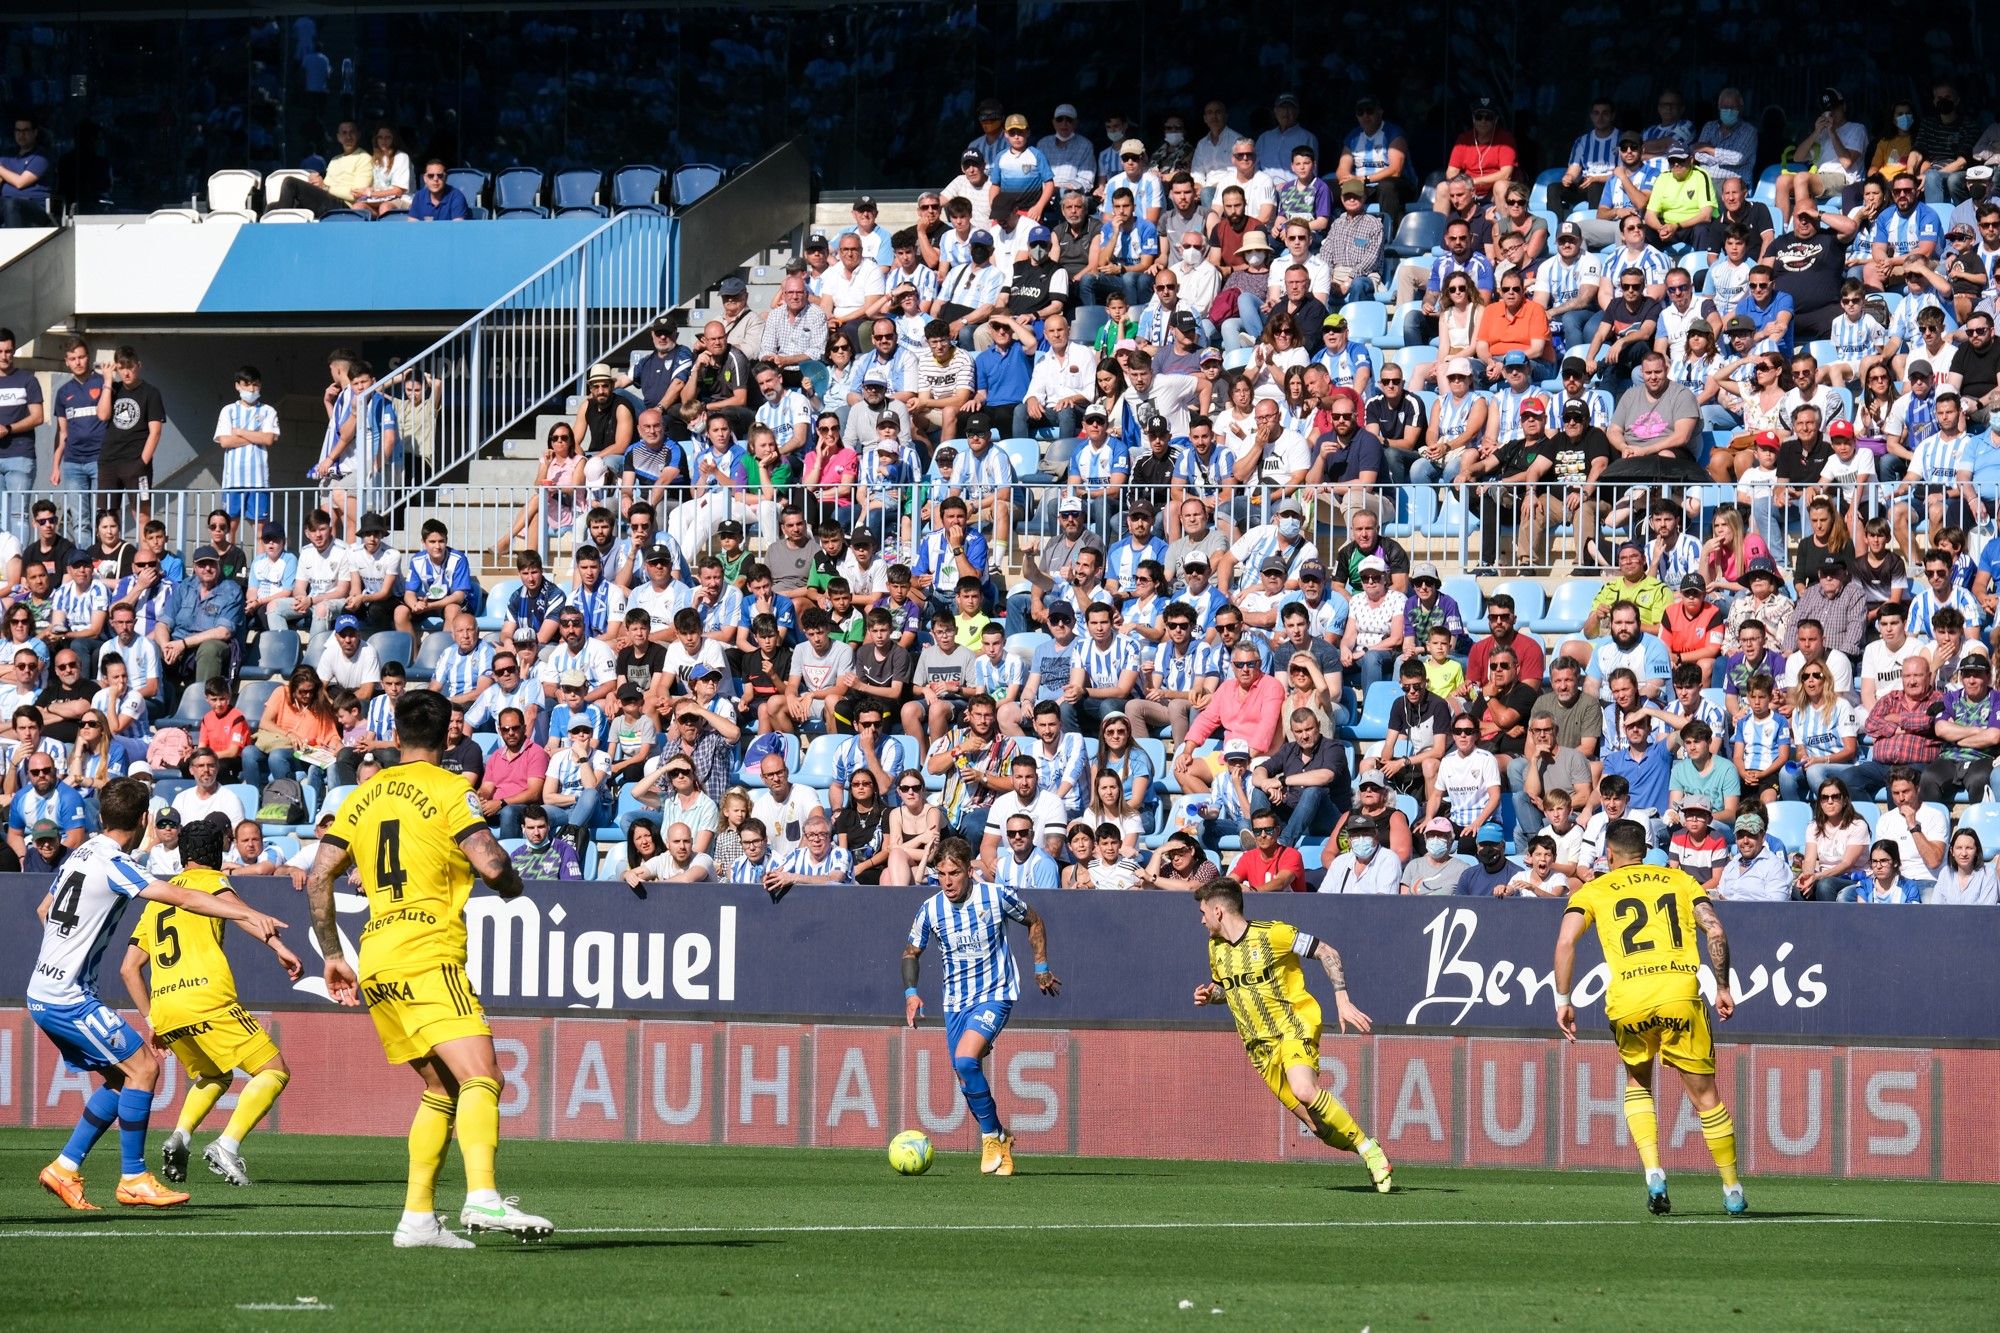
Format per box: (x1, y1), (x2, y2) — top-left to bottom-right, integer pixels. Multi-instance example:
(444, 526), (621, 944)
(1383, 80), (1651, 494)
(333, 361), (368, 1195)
(1034, 962), (1050, 975)
(904, 987), (920, 999)
(1554, 991), (1571, 1007)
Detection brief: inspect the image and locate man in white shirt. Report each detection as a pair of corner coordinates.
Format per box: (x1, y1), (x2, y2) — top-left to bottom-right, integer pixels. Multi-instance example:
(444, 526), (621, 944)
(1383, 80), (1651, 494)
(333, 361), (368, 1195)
(1859, 603), (1930, 708)
(280, 507), (353, 637)
(314, 613), (381, 698)
(1016, 310), (1095, 455)
(750, 750), (824, 858)
(981, 755), (1068, 875)
(1216, 139), (1276, 229)
(172, 749), (244, 826)
(820, 233), (890, 345)
(1189, 100), (1247, 193)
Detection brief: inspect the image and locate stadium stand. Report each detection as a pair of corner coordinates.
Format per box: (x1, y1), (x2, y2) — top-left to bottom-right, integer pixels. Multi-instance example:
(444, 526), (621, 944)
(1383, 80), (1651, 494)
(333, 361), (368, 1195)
(2, 54), (2000, 909)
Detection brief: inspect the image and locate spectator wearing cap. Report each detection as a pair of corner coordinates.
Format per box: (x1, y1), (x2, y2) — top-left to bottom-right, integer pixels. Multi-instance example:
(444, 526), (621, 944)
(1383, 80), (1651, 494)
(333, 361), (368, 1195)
(1947, 166), (1998, 237)
(1335, 97), (1410, 226)
(241, 521), (297, 635)
(991, 113), (1056, 222)
(572, 360), (637, 493)
(1320, 810), (1401, 894)
(1719, 555), (1794, 655)
(314, 611), (381, 699)
(932, 232), (1007, 352)
(1458, 824), (1523, 897)
(1036, 104), (1097, 194)
(155, 547), (244, 688)
(1402, 816), (1471, 894)
(1912, 86), (1982, 206)
(1312, 312), (1376, 401)
(1713, 812), (1790, 902)
(1644, 143), (1719, 251)
(1256, 92), (1318, 175)
(49, 548), (110, 666)
(21, 816), (71, 874)
(1920, 648), (2000, 803)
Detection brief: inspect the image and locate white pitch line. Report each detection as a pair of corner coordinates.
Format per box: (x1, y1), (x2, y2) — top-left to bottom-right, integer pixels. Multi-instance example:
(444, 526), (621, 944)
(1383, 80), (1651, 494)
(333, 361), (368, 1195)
(3, 1216), (1997, 1241)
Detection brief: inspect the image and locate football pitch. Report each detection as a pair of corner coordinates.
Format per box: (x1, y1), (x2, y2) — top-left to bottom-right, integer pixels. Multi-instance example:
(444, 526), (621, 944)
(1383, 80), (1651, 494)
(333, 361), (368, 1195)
(0, 1130), (1993, 1330)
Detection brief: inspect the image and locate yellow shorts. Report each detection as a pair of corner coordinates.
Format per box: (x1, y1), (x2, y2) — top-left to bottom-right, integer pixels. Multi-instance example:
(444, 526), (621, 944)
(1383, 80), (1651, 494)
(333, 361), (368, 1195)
(1246, 1032), (1321, 1101)
(158, 1007), (280, 1080)
(362, 962), (491, 1066)
(1609, 998), (1715, 1076)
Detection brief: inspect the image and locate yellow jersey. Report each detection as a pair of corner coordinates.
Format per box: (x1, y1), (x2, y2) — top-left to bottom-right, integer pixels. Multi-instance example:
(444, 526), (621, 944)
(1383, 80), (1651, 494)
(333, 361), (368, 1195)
(131, 865), (240, 1029)
(1566, 863), (1709, 1021)
(324, 761), (486, 979)
(1207, 919), (1323, 1047)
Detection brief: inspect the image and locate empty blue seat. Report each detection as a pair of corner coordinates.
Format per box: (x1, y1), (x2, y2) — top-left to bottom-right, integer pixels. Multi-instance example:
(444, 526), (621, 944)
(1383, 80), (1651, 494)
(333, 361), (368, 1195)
(493, 166), (546, 218)
(445, 167), (489, 208)
(671, 164), (725, 207)
(240, 630), (300, 681)
(1385, 210), (1444, 259)
(611, 164), (665, 212)
(367, 630), (413, 669)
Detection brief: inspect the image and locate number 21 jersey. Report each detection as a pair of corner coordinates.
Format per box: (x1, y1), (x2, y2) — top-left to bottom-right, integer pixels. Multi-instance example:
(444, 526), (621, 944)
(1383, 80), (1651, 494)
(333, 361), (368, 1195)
(1565, 864), (1708, 1021)
(321, 762), (486, 979)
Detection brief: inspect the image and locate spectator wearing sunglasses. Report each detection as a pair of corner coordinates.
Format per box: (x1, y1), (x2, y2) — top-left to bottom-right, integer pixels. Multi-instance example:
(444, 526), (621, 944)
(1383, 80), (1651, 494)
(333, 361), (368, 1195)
(406, 158), (468, 222)
(8, 741), (86, 861)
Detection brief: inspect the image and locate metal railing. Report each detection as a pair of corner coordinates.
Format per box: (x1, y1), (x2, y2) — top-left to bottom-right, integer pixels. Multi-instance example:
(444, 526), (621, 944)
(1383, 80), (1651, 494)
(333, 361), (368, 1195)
(30, 472), (1843, 590)
(362, 208), (676, 522)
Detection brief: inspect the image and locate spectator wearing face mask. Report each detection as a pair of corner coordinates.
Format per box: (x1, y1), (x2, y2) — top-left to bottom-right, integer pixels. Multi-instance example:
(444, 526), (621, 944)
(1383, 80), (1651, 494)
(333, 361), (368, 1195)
(1321, 813), (1402, 894)
(1457, 823), (1523, 896)
(1401, 816), (1470, 894)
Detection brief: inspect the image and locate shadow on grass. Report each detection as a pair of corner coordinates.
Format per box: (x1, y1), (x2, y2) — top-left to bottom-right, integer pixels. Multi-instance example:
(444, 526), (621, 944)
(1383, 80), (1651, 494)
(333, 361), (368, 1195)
(534, 1237), (777, 1253)
(1325, 1184), (1463, 1195)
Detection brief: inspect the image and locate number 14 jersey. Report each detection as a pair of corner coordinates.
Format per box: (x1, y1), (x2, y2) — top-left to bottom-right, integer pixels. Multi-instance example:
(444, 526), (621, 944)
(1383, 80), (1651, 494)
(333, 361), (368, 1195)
(1565, 864), (1709, 1022)
(321, 762), (486, 979)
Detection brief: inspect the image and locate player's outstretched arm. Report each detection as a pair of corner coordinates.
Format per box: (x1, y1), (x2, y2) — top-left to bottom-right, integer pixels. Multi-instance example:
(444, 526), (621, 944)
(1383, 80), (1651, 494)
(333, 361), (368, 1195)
(1193, 980), (1223, 1005)
(305, 839), (360, 1005)
(1694, 899), (1734, 1020)
(463, 826), (525, 900)
(1552, 911), (1587, 1040)
(1023, 904), (1060, 995)
(901, 945), (924, 1027)
(1314, 940), (1372, 1033)
(139, 880), (286, 944)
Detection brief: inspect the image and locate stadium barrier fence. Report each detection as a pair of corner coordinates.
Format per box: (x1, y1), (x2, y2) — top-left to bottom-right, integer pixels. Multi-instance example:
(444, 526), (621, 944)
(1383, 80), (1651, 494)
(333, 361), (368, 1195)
(2, 881), (1994, 1178)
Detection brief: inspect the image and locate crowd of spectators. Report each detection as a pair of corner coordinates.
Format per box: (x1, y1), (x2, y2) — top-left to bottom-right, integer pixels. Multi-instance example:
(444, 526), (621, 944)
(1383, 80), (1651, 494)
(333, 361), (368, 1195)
(7, 78), (2000, 905)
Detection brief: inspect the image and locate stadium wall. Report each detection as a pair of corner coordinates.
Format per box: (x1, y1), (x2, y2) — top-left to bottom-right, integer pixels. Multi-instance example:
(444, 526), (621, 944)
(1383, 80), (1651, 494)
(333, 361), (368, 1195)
(4, 879), (1996, 1179)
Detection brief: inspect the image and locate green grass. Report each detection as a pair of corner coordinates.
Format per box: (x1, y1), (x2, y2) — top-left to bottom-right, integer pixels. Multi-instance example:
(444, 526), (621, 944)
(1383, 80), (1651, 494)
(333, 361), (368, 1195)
(0, 1129), (1993, 1330)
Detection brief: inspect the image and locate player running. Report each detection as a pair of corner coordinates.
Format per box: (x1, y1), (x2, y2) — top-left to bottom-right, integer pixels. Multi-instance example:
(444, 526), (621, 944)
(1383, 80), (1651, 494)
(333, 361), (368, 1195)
(306, 689), (554, 1249)
(903, 837), (1059, 1176)
(30, 778), (292, 1211)
(1193, 878), (1394, 1191)
(1554, 818), (1745, 1216)
(119, 812), (303, 1188)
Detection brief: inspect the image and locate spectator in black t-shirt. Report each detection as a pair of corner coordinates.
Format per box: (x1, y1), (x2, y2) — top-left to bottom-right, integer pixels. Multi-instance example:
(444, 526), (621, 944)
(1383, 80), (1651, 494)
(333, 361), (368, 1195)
(1127, 417), (1177, 515)
(1304, 386), (1389, 530)
(575, 363), (636, 490)
(1363, 656), (1452, 799)
(439, 701), (486, 786)
(23, 498), (75, 580)
(1327, 507), (1411, 593)
(1468, 649), (1541, 759)
(1952, 311), (2000, 418)
(1770, 208), (1860, 341)
(100, 347), (164, 528)
(1469, 399), (1557, 569)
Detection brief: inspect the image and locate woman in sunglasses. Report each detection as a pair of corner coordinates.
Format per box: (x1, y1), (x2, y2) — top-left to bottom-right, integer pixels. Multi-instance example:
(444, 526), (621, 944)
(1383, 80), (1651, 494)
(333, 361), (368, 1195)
(1795, 776), (1867, 901)
(834, 766), (892, 884)
(881, 767), (941, 886)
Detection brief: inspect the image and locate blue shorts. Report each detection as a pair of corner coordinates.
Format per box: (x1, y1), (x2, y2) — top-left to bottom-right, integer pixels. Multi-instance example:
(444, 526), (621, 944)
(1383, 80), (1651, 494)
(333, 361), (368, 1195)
(224, 490), (272, 521)
(944, 999), (1013, 1052)
(29, 996), (144, 1073)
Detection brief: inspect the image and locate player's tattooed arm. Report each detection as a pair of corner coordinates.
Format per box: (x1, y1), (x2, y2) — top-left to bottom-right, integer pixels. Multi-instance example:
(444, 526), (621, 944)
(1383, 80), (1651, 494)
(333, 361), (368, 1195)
(1314, 939), (1349, 992)
(305, 840), (354, 959)
(1023, 905), (1061, 994)
(1694, 899), (1730, 984)
(464, 826), (526, 900)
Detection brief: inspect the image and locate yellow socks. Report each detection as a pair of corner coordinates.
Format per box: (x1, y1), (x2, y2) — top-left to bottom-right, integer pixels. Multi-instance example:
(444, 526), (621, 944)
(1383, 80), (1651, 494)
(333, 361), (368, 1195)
(218, 1068), (289, 1151)
(1700, 1103), (1740, 1188)
(1309, 1090), (1364, 1152)
(457, 1076), (501, 1197)
(1623, 1086), (1661, 1173)
(405, 1091), (456, 1213)
(177, 1076), (230, 1138)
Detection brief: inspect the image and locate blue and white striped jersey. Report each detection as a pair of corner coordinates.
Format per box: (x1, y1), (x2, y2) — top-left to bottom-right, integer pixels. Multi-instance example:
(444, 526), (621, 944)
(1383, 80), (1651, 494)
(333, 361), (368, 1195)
(832, 735), (898, 789)
(318, 385), (354, 472)
(1568, 128), (1622, 176)
(1171, 441), (1236, 491)
(938, 261), (1007, 311)
(49, 579), (108, 631)
(1827, 312), (1889, 363)
(754, 389), (813, 446)
(1873, 205), (1943, 258)
(1070, 436), (1130, 487)
(1078, 634), (1140, 691)
(970, 652), (1025, 700)
(214, 399), (280, 490)
(27, 834), (153, 1006)
(854, 346), (920, 395)
(1601, 159), (1664, 213)
(547, 746), (609, 799)
(1105, 534), (1167, 588)
(1889, 292), (1949, 347)
(1312, 342), (1376, 388)
(1658, 533), (1705, 588)
(1534, 253), (1602, 308)
(1599, 243), (1671, 288)
(1343, 122), (1407, 177)
(1907, 582), (1983, 637)
(1707, 258), (1753, 317)
(1149, 637), (1223, 692)
(1488, 385), (1548, 442)
(1731, 710), (1791, 771)
(949, 444), (1016, 503)
(1664, 690), (1728, 735)
(1909, 431), (1969, 485)
(431, 640), (495, 698)
(1669, 352), (1720, 396)
(887, 263), (940, 305)
(1434, 389), (1481, 440)
(778, 844), (853, 880)
(989, 848), (1061, 890)
(1023, 733), (1091, 812)
(1103, 169), (1164, 219)
(908, 880), (1031, 1013)
(365, 691), (398, 743)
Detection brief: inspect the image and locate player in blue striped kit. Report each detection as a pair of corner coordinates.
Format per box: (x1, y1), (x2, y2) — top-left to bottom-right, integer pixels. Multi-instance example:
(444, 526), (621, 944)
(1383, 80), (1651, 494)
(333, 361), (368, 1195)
(902, 837), (1059, 1176)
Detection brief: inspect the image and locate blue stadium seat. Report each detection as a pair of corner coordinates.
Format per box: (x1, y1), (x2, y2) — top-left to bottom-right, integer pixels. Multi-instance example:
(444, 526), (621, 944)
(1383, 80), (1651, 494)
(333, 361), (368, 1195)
(611, 164), (666, 213)
(1531, 580), (1602, 634)
(552, 170), (603, 211)
(1442, 575), (1483, 626)
(671, 164), (725, 207)
(480, 576), (522, 632)
(413, 630), (453, 674)
(796, 735), (847, 790)
(1766, 800), (1811, 857)
(1350, 681), (1401, 742)
(493, 167), (547, 218)
(1339, 302), (1387, 344)
(240, 630), (300, 681)
(1000, 436), (1049, 483)
(1529, 167), (1564, 213)
(1483, 579), (1546, 630)
(367, 630), (413, 669)
(1385, 210), (1445, 259)
(316, 209), (363, 223)
(226, 783), (262, 818)
(236, 680), (280, 728)
(446, 167), (489, 209)
(736, 733), (801, 788)
(1957, 804), (2000, 858)
(1071, 304), (1109, 348)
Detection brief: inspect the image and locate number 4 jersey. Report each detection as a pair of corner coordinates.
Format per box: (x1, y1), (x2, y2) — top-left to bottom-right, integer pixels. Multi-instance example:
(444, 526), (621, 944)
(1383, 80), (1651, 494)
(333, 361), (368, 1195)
(1565, 863), (1709, 1022)
(28, 834), (154, 1006)
(320, 762), (486, 980)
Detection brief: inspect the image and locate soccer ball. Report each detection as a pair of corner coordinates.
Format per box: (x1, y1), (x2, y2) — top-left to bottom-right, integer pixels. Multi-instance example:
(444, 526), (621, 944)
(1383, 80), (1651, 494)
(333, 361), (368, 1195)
(888, 1129), (934, 1175)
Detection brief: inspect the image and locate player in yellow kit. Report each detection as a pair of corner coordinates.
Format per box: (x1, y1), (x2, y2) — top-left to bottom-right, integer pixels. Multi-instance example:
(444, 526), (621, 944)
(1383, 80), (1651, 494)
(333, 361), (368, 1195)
(1555, 818), (1745, 1216)
(118, 812), (303, 1189)
(306, 689), (554, 1250)
(1192, 878), (1393, 1191)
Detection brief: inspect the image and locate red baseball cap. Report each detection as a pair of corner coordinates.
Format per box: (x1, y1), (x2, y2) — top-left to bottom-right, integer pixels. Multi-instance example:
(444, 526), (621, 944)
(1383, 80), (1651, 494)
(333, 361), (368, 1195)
(1827, 419), (1854, 439)
(1753, 429), (1781, 450)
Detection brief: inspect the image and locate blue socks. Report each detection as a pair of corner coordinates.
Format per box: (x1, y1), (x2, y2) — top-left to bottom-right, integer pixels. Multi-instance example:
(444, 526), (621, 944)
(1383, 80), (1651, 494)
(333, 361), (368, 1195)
(60, 1087), (120, 1169)
(117, 1087), (156, 1176)
(952, 1053), (1001, 1136)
